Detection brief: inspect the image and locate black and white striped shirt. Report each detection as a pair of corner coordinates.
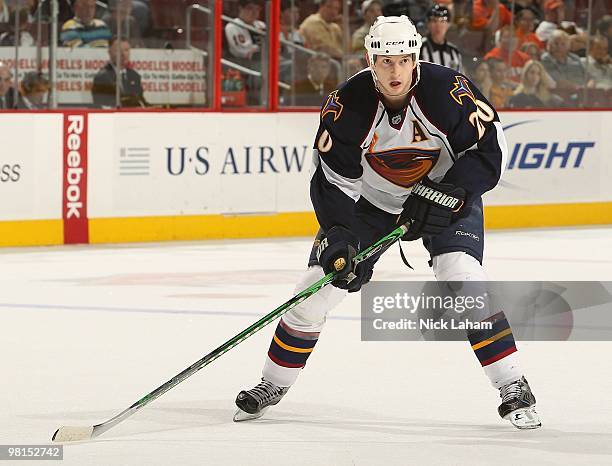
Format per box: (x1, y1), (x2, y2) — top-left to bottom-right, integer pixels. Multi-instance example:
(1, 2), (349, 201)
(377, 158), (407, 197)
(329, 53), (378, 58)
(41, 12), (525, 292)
(420, 36), (463, 73)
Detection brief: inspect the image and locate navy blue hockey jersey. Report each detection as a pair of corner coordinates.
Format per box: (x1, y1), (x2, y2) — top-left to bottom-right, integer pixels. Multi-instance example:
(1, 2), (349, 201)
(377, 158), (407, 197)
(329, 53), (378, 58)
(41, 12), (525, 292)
(310, 61), (508, 232)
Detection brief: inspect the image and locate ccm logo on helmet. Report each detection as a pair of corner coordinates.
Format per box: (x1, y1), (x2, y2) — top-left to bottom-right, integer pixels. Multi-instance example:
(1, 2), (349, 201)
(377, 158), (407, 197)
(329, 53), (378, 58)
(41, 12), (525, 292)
(385, 41), (405, 45)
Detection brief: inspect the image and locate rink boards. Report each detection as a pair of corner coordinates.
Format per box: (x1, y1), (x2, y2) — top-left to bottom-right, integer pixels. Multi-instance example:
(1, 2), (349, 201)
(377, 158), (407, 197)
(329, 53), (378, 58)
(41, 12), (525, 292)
(0, 110), (611, 246)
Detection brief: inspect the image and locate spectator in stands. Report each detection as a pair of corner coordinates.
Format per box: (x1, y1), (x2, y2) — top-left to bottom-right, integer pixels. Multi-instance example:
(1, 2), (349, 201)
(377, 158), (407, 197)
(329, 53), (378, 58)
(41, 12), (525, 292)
(514, 7), (544, 49)
(17, 72), (50, 109)
(39, 0), (74, 25)
(488, 58), (516, 108)
(583, 35), (612, 91)
(514, 0), (542, 17)
(224, 0), (266, 105)
(420, 3), (462, 72)
(568, 31), (588, 58)
(61, 0), (112, 48)
(541, 30), (586, 93)
(102, 0), (144, 47)
(92, 37), (147, 108)
(280, 0), (303, 47)
(484, 26), (530, 79)
(521, 41), (542, 61)
(292, 53), (336, 106)
(128, 0), (151, 35)
(468, 59), (492, 99)
(535, 0), (561, 44)
(23, 0), (37, 19)
(299, 0), (343, 60)
(471, 0), (511, 32)
(225, 0), (266, 63)
(352, 0), (383, 53)
(0, 0), (8, 23)
(596, 15), (612, 44)
(382, 0), (431, 33)
(0, 61), (16, 109)
(279, 1), (304, 87)
(536, 0), (584, 46)
(0, 9), (34, 46)
(509, 59), (562, 108)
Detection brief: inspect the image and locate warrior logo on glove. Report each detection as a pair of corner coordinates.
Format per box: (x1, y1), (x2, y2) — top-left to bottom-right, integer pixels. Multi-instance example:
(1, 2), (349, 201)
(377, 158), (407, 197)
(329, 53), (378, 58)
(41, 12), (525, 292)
(411, 182), (464, 211)
(398, 178), (466, 241)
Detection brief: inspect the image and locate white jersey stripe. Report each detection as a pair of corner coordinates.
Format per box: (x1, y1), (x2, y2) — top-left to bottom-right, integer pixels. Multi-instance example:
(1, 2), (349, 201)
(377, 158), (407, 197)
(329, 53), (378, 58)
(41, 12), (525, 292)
(494, 121), (509, 178)
(317, 153), (362, 201)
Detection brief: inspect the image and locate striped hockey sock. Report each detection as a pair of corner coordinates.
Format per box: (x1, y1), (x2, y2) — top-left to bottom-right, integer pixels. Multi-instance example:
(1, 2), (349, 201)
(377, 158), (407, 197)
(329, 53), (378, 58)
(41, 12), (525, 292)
(468, 311), (517, 367)
(267, 319), (320, 369)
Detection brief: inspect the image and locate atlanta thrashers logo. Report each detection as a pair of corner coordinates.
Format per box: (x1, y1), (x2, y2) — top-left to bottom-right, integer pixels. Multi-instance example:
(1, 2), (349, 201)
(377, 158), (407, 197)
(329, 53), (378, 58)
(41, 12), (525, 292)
(365, 146), (441, 188)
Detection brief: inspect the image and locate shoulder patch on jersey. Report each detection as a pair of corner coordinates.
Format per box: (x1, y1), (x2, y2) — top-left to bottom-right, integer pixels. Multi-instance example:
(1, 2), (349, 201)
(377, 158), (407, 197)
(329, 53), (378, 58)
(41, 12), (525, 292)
(449, 75), (476, 106)
(321, 90), (344, 122)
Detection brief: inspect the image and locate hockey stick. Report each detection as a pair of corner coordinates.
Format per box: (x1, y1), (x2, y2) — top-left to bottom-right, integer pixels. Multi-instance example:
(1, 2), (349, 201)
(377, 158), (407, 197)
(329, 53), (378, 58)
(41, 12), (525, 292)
(52, 223), (409, 443)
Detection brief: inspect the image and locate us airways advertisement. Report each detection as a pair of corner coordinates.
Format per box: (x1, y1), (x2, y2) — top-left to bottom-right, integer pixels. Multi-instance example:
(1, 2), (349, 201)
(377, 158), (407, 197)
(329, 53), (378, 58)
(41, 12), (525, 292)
(87, 113), (320, 218)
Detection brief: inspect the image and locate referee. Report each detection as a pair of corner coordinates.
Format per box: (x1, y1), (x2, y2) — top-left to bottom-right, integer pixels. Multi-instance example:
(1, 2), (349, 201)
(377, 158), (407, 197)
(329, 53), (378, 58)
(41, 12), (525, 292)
(420, 4), (463, 73)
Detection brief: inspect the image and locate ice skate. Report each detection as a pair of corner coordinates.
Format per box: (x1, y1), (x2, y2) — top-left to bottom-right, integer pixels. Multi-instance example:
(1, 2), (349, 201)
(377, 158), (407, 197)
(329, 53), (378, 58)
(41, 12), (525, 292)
(498, 376), (542, 429)
(233, 379), (289, 422)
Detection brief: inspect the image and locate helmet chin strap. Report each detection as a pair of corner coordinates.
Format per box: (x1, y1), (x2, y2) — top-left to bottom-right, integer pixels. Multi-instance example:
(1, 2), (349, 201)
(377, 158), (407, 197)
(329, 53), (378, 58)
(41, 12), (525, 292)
(372, 63), (421, 100)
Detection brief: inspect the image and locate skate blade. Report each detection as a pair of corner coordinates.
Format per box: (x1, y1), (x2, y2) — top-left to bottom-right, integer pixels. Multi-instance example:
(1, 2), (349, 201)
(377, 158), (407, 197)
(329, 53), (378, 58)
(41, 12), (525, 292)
(504, 406), (542, 430)
(233, 406), (269, 422)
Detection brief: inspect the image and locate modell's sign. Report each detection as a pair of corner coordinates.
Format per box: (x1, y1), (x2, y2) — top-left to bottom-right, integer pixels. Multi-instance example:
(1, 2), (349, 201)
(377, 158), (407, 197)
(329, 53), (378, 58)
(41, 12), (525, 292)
(0, 47), (206, 105)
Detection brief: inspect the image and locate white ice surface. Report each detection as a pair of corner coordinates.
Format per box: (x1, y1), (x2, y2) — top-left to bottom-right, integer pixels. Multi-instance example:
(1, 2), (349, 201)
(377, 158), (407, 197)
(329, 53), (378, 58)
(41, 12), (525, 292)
(1, 227), (612, 465)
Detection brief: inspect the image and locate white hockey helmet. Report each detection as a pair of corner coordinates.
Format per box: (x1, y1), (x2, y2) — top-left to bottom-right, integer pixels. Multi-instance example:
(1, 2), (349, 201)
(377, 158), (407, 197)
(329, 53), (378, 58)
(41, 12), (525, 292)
(364, 15), (422, 66)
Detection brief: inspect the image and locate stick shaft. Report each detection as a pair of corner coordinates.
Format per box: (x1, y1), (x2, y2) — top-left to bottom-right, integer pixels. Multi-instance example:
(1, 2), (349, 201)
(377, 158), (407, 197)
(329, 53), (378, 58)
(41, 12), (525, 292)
(88, 224), (408, 437)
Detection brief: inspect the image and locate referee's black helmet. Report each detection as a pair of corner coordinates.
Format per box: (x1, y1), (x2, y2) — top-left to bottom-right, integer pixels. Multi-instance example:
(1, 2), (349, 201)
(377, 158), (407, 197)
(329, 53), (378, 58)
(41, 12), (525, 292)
(426, 4), (451, 21)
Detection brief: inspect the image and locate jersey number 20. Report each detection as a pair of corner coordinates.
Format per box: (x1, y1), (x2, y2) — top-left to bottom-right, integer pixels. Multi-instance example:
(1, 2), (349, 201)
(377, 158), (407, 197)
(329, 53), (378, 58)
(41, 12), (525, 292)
(469, 99), (495, 140)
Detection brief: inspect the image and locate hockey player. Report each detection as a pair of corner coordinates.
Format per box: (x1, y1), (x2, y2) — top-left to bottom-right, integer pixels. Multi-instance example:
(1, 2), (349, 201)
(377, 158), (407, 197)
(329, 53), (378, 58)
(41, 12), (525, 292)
(234, 15), (541, 430)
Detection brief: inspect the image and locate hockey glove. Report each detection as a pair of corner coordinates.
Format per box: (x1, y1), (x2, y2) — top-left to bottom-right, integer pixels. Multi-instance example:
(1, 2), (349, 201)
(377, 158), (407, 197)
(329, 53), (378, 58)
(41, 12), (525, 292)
(344, 260), (374, 293)
(316, 226), (372, 293)
(398, 178), (466, 241)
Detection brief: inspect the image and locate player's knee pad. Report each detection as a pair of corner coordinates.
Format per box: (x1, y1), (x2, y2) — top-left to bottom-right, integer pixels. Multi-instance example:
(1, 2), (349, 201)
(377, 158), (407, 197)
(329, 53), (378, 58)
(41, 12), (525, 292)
(433, 251), (501, 322)
(282, 266), (347, 333)
(432, 251), (487, 282)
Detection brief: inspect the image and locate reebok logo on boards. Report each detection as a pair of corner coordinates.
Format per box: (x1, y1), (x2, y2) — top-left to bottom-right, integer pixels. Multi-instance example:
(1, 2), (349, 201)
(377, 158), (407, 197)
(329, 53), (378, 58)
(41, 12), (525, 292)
(63, 112), (89, 244)
(65, 115), (85, 219)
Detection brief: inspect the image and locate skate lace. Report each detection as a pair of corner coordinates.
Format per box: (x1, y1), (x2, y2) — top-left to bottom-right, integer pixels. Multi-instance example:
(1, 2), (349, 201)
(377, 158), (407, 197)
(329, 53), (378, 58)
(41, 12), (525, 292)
(248, 380), (282, 405)
(500, 379), (523, 403)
